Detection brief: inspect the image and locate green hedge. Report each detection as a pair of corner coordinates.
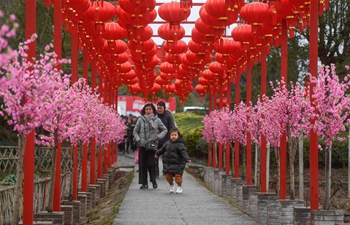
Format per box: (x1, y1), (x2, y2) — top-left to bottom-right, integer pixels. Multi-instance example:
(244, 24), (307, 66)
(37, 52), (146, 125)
(174, 112), (207, 162)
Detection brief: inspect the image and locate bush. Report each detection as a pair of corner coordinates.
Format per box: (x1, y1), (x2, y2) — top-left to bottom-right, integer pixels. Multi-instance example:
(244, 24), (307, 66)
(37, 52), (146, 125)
(175, 112), (207, 162)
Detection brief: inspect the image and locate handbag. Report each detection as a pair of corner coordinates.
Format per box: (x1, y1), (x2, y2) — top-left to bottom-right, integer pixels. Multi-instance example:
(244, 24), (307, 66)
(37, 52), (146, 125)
(146, 139), (158, 152)
(143, 121), (158, 152)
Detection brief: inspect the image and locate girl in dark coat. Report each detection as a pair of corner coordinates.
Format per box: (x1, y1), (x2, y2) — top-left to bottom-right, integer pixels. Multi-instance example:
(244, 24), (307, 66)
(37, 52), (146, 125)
(155, 128), (191, 194)
(133, 103), (168, 189)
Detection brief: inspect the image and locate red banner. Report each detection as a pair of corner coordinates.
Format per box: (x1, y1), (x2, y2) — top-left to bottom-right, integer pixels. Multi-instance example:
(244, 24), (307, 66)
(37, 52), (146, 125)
(117, 96), (176, 116)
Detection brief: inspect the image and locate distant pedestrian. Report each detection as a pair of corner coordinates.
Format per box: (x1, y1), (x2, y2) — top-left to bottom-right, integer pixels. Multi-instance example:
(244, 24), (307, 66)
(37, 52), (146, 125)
(133, 103), (168, 189)
(155, 127), (191, 194)
(156, 101), (175, 178)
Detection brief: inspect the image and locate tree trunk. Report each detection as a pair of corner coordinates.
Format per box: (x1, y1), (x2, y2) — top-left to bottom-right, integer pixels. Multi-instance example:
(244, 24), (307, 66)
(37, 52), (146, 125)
(243, 146), (246, 180)
(273, 147), (280, 195)
(324, 146), (331, 210)
(68, 145), (74, 201)
(298, 133), (304, 200)
(255, 143), (261, 188)
(267, 142), (270, 191)
(47, 144), (57, 212)
(288, 136), (297, 200)
(348, 128), (350, 198)
(12, 133), (26, 225)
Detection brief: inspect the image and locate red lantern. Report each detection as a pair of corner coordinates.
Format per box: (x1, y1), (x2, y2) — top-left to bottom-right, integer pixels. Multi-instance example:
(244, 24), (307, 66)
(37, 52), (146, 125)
(158, 23), (185, 42)
(205, 0), (239, 26)
(195, 84), (207, 100)
(84, 1), (115, 32)
(201, 69), (215, 80)
(231, 25), (254, 50)
(158, 2), (191, 25)
(240, 2), (273, 34)
(160, 62), (176, 74)
(163, 40), (187, 54)
(213, 38), (241, 55)
(155, 76), (169, 85)
(118, 0), (156, 14)
(103, 22), (127, 41)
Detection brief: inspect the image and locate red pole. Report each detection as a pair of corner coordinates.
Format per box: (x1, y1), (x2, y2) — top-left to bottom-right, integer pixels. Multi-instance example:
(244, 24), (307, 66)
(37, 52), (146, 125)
(23, 1), (36, 224)
(234, 74), (240, 178)
(246, 56), (252, 185)
(90, 58), (96, 184)
(71, 22), (79, 201)
(279, 19), (288, 200)
(226, 79), (231, 175)
(52, 0), (62, 212)
(310, 0), (319, 212)
(81, 144), (88, 192)
(260, 39), (267, 193)
(82, 48), (88, 81)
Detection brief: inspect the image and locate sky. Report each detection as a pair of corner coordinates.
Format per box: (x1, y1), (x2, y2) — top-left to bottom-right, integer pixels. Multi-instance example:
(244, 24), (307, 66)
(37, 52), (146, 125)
(150, 0), (236, 45)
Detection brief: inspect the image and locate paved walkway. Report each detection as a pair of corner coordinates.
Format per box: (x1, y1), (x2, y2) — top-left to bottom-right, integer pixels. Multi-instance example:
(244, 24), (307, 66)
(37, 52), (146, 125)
(113, 153), (260, 225)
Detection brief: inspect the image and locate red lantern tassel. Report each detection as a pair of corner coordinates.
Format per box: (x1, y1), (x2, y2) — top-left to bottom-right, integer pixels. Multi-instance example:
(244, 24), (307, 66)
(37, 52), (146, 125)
(325, 0), (329, 9)
(289, 27), (294, 38)
(319, 0), (324, 15)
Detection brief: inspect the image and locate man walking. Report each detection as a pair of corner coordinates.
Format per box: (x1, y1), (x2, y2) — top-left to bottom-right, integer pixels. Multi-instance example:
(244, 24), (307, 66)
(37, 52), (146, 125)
(156, 101), (175, 178)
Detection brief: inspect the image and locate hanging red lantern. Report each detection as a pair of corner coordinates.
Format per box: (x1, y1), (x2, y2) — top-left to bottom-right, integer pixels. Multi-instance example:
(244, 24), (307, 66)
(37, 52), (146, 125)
(198, 76), (209, 86)
(158, 2), (191, 26)
(160, 72), (176, 81)
(240, 2), (273, 34)
(205, 0), (239, 26)
(155, 76), (169, 85)
(160, 62), (177, 74)
(118, 0), (156, 14)
(188, 40), (209, 54)
(103, 22), (127, 41)
(199, 4), (237, 27)
(195, 84), (207, 101)
(201, 69), (215, 80)
(165, 53), (182, 65)
(84, 1), (115, 32)
(191, 28), (215, 46)
(103, 39), (127, 54)
(213, 38), (241, 55)
(231, 25), (254, 51)
(158, 23), (186, 43)
(163, 40), (187, 54)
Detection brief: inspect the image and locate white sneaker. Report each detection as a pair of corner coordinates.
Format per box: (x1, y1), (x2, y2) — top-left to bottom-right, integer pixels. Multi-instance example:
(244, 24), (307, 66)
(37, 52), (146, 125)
(169, 184), (175, 193)
(175, 186), (183, 194)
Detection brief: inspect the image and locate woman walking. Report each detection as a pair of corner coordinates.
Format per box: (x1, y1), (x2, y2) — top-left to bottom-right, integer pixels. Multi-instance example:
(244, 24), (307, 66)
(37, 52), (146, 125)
(133, 103), (168, 189)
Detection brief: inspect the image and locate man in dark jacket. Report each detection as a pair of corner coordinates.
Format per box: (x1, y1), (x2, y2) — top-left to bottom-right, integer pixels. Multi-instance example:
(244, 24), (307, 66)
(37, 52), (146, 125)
(156, 101), (175, 178)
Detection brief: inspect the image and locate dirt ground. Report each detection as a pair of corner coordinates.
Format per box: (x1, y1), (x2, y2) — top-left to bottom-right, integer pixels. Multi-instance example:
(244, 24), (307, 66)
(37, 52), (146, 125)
(81, 166), (350, 224)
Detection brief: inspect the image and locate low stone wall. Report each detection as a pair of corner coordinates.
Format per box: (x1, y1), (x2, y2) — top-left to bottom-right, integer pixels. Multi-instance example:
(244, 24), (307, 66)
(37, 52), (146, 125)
(202, 166), (346, 225)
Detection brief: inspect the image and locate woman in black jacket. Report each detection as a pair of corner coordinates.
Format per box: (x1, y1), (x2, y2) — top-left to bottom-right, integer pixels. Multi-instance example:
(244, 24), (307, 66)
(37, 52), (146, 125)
(155, 127), (191, 194)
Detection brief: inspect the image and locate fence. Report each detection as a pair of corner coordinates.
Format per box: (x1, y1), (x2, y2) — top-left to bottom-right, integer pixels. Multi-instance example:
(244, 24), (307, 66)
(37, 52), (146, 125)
(0, 172), (71, 225)
(0, 146), (72, 173)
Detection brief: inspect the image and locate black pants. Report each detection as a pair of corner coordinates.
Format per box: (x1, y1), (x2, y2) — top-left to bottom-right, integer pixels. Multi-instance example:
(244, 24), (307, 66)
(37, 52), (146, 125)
(138, 147), (156, 185)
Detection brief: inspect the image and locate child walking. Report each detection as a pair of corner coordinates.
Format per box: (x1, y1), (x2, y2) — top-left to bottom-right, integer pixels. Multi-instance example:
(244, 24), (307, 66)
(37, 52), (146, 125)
(155, 128), (191, 194)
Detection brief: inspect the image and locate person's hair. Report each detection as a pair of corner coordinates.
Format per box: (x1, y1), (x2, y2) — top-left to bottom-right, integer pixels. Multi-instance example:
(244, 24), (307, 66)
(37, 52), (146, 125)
(141, 103), (157, 115)
(169, 127), (180, 136)
(157, 101), (166, 109)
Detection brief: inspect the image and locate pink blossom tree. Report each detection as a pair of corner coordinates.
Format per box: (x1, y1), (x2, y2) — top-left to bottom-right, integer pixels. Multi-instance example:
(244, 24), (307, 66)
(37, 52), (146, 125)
(259, 80), (313, 199)
(0, 31), (71, 223)
(311, 64), (350, 209)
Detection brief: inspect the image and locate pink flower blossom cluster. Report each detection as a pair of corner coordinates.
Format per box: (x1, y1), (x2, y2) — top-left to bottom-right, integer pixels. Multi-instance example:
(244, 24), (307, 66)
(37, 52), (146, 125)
(202, 64), (350, 150)
(0, 13), (126, 146)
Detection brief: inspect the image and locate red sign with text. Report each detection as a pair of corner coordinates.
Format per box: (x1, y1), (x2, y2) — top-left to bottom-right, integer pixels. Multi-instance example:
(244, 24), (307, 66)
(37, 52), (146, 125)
(117, 96), (176, 116)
